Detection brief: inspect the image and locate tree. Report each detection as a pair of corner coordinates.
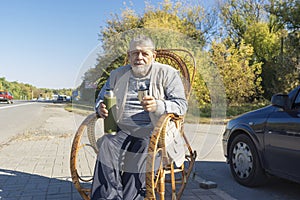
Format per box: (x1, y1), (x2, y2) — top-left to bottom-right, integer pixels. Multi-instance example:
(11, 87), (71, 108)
(263, 0), (300, 96)
(219, 0), (269, 45)
(210, 40), (263, 104)
(82, 0), (217, 109)
(218, 0), (300, 99)
(244, 22), (281, 62)
(0, 77), (11, 90)
(0, 77), (73, 100)
(268, 0), (300, 30)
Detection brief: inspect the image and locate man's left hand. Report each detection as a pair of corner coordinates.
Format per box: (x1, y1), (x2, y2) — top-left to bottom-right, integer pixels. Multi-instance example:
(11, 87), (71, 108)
(141, 96), (157, 112)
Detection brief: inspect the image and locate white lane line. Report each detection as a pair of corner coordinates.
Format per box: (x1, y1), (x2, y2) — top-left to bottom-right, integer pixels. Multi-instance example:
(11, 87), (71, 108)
(0, 171), (16, 176)
(0, 102), (36, 110)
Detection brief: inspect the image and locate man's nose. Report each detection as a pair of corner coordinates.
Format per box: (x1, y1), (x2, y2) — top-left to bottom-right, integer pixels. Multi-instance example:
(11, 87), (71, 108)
(137, 52), (143, 59)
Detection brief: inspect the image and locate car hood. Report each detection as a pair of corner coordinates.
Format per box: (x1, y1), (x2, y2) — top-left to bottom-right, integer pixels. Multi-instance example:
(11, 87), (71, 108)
(227, 105), (276, 128)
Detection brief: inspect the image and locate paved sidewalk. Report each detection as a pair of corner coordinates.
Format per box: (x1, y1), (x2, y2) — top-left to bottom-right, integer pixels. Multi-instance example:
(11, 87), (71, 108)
(0, 106), (236, 200)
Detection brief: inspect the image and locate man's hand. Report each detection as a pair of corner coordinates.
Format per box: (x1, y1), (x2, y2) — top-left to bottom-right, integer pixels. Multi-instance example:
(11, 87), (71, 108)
(97, 102), (109, 118)
(141, 96), (157, 112)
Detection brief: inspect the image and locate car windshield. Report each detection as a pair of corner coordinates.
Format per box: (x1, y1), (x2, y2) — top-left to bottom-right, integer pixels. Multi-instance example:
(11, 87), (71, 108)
(288, 86), (300, 101)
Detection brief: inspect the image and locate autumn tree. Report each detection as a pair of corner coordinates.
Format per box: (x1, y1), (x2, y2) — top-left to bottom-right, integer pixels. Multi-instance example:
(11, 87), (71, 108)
(266, 0), (300, 94)
(211, 40), (262, 104)
(218, 0), (300, 99)
(219, 0), (269, 45)
(82, 0), (218, 109)
(83, 0), (300, 111)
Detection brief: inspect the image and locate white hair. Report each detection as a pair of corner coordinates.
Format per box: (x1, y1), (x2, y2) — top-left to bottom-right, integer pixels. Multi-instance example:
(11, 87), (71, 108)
(129, 35), (155, 51)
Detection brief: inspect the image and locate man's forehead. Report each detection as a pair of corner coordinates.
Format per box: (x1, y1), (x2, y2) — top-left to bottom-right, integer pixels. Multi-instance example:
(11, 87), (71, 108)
(129, 44), (154, 51)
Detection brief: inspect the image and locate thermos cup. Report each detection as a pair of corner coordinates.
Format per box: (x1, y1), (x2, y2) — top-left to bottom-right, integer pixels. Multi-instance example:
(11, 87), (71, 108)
(138, 89), (148, 102)
(103, 89), (117, 134)
(138, 85), (148, 102)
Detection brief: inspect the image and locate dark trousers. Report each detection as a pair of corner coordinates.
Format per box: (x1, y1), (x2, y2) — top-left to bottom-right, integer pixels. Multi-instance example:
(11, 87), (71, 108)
(91, 131), (150, 200)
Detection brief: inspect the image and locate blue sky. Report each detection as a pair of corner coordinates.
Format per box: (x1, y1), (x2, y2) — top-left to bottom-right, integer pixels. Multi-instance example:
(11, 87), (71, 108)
(0, 0), (213, 89)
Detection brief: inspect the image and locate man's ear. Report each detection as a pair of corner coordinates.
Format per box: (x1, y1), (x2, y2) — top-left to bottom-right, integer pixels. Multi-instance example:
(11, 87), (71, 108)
(152, 50), (157, 60)
(127, 52), (131, 62)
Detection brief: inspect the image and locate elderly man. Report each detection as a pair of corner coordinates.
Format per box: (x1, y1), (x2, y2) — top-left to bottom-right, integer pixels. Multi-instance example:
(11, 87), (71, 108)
(91, 35), (187, 200)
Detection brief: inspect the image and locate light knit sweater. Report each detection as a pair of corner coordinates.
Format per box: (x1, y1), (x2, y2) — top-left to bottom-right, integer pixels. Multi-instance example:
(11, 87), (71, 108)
(95, 61), (188, 166)
(95, 62), (188, 126)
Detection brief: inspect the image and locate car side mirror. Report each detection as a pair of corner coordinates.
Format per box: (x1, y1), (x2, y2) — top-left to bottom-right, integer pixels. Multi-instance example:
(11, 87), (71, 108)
(271, 94), (290, 110)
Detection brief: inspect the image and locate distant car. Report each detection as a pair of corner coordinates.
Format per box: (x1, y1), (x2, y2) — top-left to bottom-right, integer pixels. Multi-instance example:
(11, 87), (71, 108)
(223, 86), (300, 187)
(0, 90), (13, 104)
(53, 95), (71, 103)
(53, 95), (67, 103)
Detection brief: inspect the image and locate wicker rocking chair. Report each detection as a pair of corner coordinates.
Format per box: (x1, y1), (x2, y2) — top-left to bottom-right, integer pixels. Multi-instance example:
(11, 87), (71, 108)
(70, 49), (197, 200)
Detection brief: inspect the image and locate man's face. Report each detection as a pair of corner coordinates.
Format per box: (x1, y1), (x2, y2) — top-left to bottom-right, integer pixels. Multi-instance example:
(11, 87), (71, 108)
(128, 44), (156, 77)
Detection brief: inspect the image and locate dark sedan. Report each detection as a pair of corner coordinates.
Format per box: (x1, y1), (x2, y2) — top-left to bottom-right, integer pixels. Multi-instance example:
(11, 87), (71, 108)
(223, 86), (300, 187)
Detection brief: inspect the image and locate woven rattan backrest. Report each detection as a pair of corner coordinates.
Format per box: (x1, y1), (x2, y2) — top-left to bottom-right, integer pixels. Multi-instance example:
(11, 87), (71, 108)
(155, 49), (196, 100)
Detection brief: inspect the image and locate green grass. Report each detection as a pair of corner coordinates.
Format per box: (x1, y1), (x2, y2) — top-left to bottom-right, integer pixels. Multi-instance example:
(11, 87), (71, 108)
(64, 102), (94, 116)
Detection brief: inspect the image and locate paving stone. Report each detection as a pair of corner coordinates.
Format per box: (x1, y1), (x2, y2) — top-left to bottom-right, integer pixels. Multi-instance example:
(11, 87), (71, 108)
(0, 110), (236, 200)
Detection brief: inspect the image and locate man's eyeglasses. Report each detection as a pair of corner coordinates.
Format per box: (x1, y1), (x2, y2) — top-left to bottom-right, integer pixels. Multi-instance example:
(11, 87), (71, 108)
(129, 50), (154, 57)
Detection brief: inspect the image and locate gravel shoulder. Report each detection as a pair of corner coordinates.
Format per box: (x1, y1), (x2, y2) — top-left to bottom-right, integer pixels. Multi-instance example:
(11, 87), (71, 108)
(3, 104), (86, 145)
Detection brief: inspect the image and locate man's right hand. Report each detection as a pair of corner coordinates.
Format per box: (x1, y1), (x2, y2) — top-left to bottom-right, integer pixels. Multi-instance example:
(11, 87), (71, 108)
(98, 102), (109, 118)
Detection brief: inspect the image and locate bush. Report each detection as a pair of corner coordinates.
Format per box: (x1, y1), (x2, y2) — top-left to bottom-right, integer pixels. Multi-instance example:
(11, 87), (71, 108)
(227, 100), (269, 117)
(186, 100), (269, 123)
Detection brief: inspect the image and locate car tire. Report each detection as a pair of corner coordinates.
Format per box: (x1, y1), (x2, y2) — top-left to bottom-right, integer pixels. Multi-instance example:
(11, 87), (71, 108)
(229, 134), (267, 187)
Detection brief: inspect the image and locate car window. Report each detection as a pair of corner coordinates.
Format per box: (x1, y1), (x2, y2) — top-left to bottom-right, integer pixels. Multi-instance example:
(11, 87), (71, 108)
(293, 91), (300, 109)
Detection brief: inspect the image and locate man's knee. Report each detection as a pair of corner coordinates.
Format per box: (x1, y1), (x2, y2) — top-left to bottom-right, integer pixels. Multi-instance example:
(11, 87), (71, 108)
(96, 134), (115, 150)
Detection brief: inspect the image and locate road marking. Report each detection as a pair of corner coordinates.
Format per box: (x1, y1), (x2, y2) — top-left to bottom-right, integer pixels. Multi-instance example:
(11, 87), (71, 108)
(0, 171), (16, 176)
(0, 102), (36, 110)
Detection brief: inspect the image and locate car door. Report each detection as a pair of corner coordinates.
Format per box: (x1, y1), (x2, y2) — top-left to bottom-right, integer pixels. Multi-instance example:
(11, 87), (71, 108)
(264, 90), (300, 179)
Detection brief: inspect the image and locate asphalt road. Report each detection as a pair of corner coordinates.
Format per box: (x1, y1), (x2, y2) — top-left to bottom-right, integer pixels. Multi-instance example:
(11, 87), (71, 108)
(1, 102), (300, 199)
(0, 101), (86, 146)
(0, 101), (46, 145)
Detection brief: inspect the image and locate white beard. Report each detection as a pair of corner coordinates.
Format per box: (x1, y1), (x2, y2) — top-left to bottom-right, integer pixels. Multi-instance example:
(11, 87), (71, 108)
(131, 64), (151, 78)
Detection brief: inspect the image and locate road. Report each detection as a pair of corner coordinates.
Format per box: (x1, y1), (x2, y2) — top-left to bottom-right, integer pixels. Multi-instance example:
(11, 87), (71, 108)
(0, 101), (46, 145)
(1, 102), (300, 199)
(0, 101), (84, 146)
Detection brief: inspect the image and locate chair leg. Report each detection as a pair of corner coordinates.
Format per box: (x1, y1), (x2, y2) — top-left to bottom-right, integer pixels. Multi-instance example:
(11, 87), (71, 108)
(70, 113), (100, 200)
(158, 169), (165, 200)
(170, 163), (176, 200)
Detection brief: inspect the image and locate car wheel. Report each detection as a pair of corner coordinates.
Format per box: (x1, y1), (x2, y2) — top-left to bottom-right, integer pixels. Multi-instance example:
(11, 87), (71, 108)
(229, 134), (267, 187)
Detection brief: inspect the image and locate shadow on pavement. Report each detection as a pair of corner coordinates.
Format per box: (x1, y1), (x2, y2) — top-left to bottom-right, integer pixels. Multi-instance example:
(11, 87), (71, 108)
(0, 168), (86, 200)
